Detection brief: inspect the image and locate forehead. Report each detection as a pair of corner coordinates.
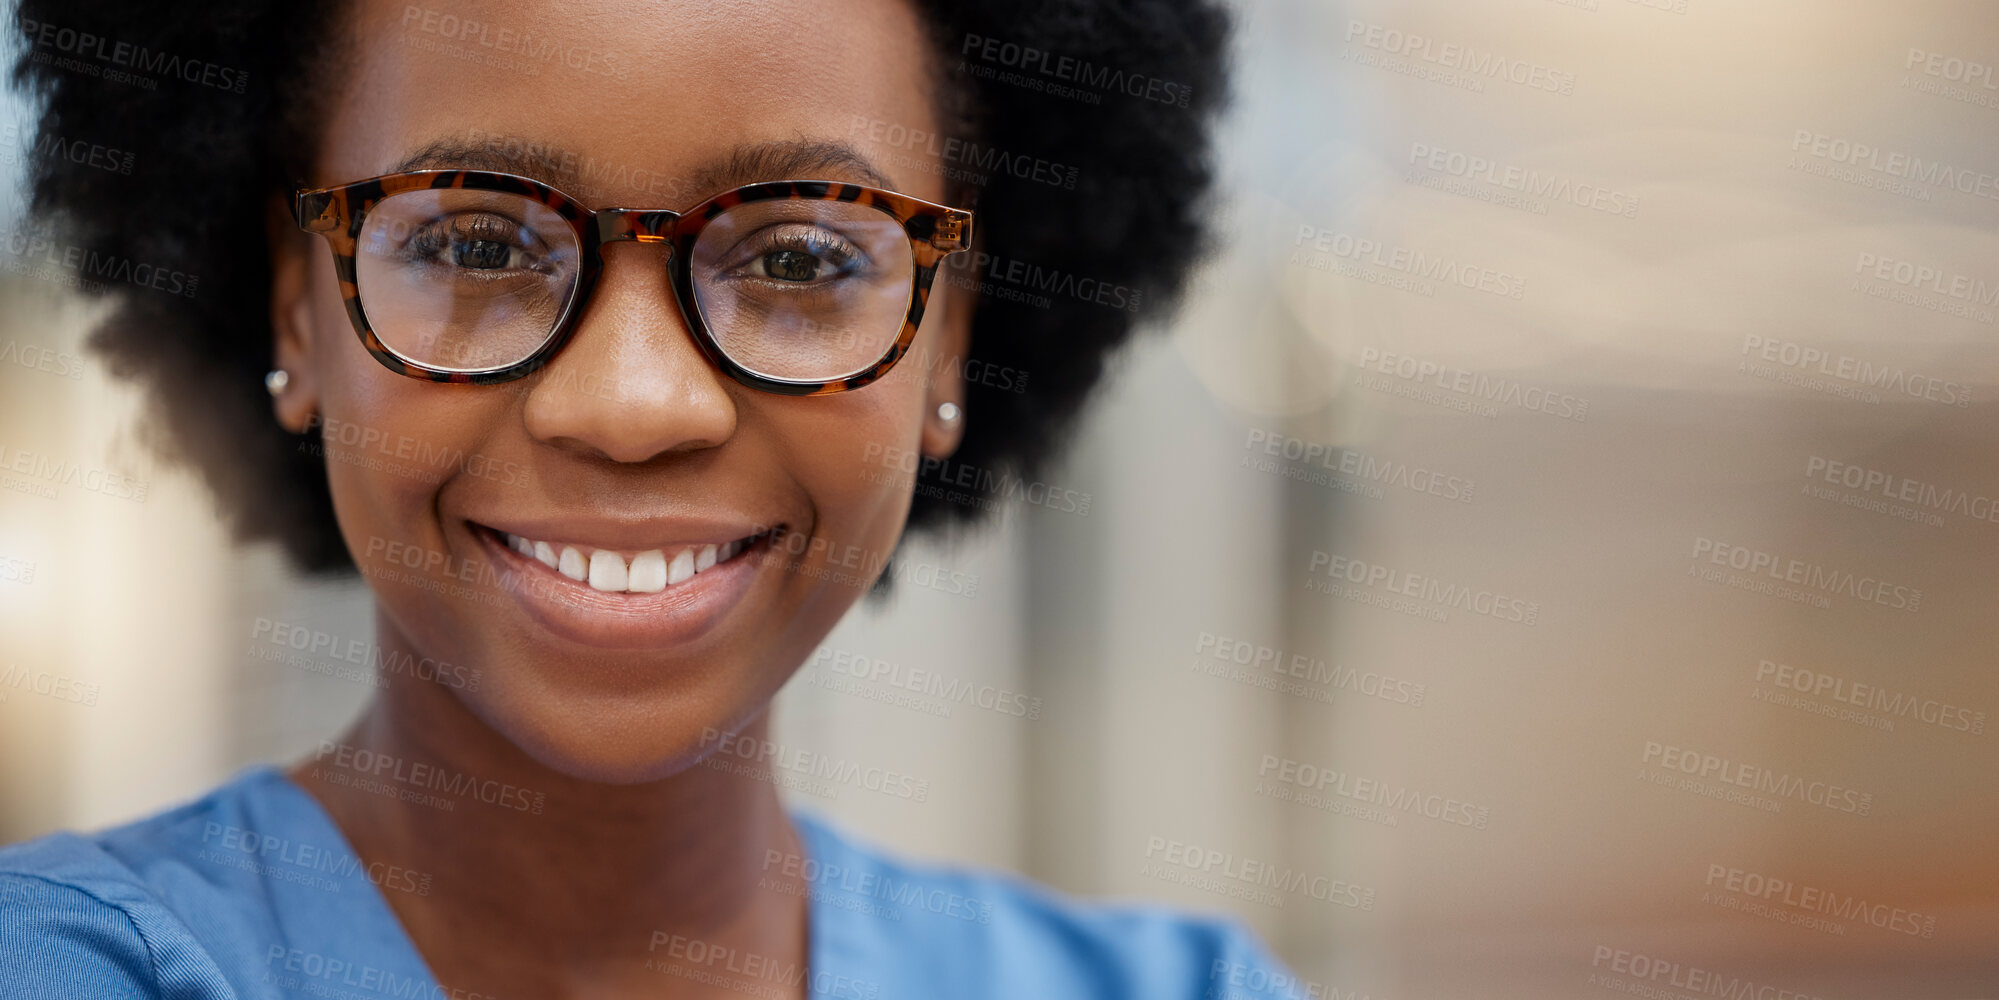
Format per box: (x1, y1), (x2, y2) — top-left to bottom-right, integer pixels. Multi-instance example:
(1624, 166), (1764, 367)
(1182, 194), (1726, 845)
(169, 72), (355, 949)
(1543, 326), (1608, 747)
(317, 0), (946, 206)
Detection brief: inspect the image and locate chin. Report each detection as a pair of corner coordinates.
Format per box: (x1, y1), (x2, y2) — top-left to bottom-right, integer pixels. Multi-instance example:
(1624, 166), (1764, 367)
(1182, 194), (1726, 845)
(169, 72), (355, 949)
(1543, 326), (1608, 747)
(457, 680), (773, 787)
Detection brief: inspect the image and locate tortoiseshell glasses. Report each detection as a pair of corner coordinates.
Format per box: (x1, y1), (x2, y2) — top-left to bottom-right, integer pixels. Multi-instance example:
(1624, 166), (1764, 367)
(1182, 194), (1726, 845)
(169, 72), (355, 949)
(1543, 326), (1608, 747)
(292, 170), (974, 394)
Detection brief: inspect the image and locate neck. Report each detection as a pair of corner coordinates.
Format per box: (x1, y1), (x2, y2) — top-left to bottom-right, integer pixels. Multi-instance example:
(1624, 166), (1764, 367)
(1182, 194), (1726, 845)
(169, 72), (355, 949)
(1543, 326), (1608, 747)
(287, 607), (807, 998)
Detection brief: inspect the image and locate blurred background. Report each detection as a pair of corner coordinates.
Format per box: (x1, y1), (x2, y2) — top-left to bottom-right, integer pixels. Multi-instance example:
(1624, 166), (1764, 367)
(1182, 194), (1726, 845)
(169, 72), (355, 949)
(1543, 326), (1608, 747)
(4, 0), (1997, 996)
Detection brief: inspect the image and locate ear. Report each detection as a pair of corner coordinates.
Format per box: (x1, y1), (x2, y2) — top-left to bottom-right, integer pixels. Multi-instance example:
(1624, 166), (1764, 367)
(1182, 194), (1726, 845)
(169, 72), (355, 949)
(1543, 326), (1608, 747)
(266, 192), (322, 434)
(918, 250), (975, 460)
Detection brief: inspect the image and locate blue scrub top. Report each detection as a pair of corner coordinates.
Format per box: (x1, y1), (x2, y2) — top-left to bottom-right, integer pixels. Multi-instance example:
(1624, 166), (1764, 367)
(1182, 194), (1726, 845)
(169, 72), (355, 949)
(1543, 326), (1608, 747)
(0, 766), (1298, 998)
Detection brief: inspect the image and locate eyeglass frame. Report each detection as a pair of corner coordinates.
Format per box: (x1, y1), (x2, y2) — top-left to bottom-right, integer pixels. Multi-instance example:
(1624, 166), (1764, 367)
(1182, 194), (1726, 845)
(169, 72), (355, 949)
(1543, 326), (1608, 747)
(291, 169), (975, 395)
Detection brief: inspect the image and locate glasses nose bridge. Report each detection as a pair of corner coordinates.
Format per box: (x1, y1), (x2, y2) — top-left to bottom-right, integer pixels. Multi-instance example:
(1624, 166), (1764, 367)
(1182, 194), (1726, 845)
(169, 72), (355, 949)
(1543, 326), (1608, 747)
(594, 207), (681, 250)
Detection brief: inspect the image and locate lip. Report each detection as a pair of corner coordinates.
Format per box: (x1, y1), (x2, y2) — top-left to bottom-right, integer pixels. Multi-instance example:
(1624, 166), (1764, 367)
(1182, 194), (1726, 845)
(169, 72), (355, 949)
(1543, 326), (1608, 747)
(466, 519), (781, 651)
(474, 514), (774, 555)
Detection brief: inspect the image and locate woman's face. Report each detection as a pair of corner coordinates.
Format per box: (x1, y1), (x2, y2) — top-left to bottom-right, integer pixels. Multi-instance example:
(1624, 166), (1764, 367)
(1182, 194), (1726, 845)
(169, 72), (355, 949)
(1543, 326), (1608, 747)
(268, 0), (971, 782)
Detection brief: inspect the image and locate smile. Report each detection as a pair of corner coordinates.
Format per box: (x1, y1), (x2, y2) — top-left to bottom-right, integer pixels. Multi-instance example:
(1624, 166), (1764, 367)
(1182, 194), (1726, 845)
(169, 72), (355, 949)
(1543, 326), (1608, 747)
(464, 521), (786, 650)
(492, 529), (766, 594)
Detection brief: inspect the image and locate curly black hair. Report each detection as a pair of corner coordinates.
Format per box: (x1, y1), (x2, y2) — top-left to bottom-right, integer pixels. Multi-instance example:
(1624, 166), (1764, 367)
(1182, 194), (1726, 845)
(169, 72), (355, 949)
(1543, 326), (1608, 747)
(10, 0), (1231, 574)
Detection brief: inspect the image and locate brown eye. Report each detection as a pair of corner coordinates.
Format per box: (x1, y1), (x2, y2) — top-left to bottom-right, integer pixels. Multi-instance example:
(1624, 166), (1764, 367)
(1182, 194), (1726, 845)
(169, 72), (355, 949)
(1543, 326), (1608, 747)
(762, 249), (822, 282)
(454, 239), (513, 270)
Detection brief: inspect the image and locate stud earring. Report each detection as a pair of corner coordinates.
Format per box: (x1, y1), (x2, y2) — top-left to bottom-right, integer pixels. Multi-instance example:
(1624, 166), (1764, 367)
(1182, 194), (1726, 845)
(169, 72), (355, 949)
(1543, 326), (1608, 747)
(264, 369), (290, 396)
(937, 401), (961, 425)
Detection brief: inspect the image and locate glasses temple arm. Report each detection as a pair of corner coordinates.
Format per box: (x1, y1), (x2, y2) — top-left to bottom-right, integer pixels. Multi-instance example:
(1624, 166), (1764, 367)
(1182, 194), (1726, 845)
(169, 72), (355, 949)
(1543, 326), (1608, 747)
(294, 189), (339, 233)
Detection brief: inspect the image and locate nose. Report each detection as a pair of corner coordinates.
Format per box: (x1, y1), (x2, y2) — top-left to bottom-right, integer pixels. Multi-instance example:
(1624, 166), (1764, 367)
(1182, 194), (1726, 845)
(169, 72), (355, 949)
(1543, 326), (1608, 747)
(521, 240), (737, 463)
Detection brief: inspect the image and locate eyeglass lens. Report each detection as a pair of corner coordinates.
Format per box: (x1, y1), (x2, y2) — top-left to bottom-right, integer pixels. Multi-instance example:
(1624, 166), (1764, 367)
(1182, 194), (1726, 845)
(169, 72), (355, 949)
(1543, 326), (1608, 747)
(351, 188), (917, 381)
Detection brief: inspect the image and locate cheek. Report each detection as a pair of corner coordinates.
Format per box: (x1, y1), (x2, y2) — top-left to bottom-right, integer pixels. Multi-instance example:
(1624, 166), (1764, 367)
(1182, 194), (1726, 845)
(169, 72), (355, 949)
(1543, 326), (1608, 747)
(305, 269), (432, 551)
(300, 257), (508, 637)
(781, 294), (972, 564)
(775, 371), (930, 570)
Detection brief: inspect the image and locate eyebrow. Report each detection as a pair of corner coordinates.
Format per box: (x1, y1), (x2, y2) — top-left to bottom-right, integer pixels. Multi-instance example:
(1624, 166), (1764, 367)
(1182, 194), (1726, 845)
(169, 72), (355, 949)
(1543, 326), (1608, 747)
(387, 135), (898, 205)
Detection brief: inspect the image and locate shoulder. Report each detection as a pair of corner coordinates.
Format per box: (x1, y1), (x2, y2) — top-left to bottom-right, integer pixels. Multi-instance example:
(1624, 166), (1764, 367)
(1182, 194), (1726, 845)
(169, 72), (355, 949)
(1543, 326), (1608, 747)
(0, 766), (300, 999)
(0, 834), (226, 998)
(790, 813), (1298, 1000)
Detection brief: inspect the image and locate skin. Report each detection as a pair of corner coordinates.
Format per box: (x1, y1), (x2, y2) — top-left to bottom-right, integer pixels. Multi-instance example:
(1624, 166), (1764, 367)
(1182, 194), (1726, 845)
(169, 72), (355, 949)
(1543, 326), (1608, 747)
(264, 0), (973, 995)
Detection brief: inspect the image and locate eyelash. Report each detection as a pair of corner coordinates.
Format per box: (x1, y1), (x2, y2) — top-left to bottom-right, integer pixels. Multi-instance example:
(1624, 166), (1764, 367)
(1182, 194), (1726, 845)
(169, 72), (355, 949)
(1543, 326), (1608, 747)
(400, 214), (558, 277)
(730, 225), (868, 283)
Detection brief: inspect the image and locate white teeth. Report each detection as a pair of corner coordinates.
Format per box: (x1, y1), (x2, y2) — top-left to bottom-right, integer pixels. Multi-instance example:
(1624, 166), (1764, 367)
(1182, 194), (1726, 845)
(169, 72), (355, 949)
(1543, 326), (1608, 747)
(627, 549), (667, 592)
(558, 546), (588, 581)
(667, 548), (696, 586)
(587, 549), (628, 592)
(499, 529), (751, 593)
